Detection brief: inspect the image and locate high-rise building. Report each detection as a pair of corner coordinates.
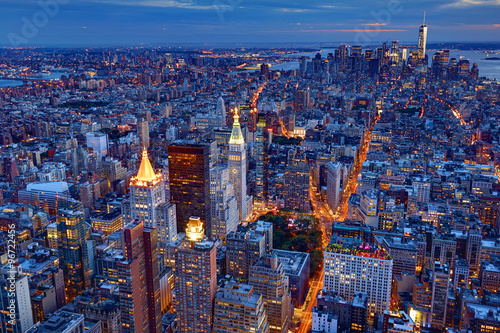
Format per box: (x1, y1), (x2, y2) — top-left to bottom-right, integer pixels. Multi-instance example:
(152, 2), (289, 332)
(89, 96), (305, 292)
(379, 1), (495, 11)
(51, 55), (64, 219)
(122, 149), (177, 249)
(228, 109), (250, 221)
(210, 166), (239, 240)
(217, 96), (227, 127)
(137, 120), (150, 148)
(117, 221), (161, 332)
(255, 114), (268, 207)
(323, 239), (393, 315)
(175, 217), (217, 333)
(430, 262), (450, 329)
(118, 220), (161, 333)
(283, 148), (310, 212)
(417, 13), (428, 60)
(168, 143), (212, 237)
(226, 228), (266, 279)
(0, 265), (34, 333)
(86, 132), (109, 157)
(56, 198), (91, 302)
(326, 162), (342, 213)
(249, 254), (293, 333)
(213, 282), (270, 333)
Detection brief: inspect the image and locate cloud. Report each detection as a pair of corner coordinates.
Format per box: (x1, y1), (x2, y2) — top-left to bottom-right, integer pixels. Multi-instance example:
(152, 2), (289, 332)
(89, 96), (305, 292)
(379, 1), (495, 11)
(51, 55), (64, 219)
(444, 0), (500, 7)
(361, 23), (387, 26)
(89, 0), (234, 10)
(300, 29), (407, 32)
(275, 8), (315, 13)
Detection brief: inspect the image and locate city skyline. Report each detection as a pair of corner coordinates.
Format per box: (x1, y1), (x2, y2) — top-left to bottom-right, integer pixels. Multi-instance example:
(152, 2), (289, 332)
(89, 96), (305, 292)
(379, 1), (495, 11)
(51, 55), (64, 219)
(1, 0), (500, 47)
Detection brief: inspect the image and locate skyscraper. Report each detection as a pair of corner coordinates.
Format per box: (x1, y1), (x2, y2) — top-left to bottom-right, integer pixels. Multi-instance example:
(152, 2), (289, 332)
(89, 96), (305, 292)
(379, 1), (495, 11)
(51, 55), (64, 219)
(168, 143), (212, 237)
(228, 109), (250, 221)
(255, 113), (268, 208)
(326, 162), (342, 213)
(210, 166), (239, 240)
(283, 148), (310, 212)
(119, 220), (161, 333)
(137, 120), (150, 148)
(249, 254), (293, 333)
(418, 13), (428, 60)
(0, 265), (34, 333)
(56, 198), (91, 302)
(323, 239), (393, 315)
(217, 96), (227, 127)
(122, 149), (177, 249)
(175, 217), (217, 333)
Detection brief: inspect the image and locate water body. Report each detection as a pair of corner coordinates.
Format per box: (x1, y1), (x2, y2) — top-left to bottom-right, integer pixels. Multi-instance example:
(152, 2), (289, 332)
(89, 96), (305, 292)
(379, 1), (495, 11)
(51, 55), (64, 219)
(0, 72), (71, 88)
(277, 48), (500, 81)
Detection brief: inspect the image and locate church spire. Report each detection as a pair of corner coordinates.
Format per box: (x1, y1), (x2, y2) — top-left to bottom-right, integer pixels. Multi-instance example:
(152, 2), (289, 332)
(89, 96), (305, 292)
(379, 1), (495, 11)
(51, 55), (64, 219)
(229, 108), (245, 145)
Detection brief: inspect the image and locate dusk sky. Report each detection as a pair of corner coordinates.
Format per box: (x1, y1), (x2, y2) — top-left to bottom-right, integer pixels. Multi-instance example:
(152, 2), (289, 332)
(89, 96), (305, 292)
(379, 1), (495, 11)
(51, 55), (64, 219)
(1, 0), (499, 47)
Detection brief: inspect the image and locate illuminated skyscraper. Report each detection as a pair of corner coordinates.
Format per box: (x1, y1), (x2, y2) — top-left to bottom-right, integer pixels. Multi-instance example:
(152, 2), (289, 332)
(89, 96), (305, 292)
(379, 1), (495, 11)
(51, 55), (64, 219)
(210, 166), (239, 240)
(228, 109), (250, 220)
(249, 254), (293, 333)
(56, 198), (91, 302)
(418, 13), (428, 60)
(254, 114), (268, 207)
(175, 217), (217, 333)
(168, 143), (212, 237)
(119, 220), (161, 333)
(122, 149), (177, 249)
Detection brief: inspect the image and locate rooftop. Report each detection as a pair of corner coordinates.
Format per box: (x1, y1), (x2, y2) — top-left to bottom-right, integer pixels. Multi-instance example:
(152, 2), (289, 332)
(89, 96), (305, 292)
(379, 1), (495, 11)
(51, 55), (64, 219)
(326, 239), (391, 260)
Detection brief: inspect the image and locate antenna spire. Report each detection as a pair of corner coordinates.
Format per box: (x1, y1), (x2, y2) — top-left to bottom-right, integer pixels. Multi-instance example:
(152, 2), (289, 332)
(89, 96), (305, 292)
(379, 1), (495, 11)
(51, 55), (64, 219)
(423, 11), (426, 25)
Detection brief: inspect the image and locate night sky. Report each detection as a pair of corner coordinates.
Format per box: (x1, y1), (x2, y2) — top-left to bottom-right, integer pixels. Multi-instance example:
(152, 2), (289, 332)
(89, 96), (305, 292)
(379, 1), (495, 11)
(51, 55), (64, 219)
(1, 0), (499, 47)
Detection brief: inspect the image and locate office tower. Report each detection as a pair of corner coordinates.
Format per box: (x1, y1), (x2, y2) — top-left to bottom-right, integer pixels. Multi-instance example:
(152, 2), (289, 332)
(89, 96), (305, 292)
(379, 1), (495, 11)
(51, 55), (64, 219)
(390, 40), (399, 64)
(86, 132), (109, 157)
(0, 265), (34, 333)
(168, 143), (212, 237)
(118, 220), (161, 333)
(175, 217), (217, 333)
(213, 282), (270, 333)
(56, 198), (91, 302)
(418, 13), (428, 60)
(217, 96), (227, 127)
(283, 148), (310, 212)
(430, 262), (450, 329)
(293, 89), (309, 112)
(323, 239), (393, 315)
(137, 120), (150, 148)
(326, 162), (342, 213)
(335, 45), (348, 72)
(228, 109), (250, 221)
(210, 166), (239, 240)
(122, 149), (177, 248)
(255, 114), (268, 207)
(299, 56), (307, 74)
(249, 254), (293, 333)
(226, 228), (266, 279)
(458, 59), (470, 77)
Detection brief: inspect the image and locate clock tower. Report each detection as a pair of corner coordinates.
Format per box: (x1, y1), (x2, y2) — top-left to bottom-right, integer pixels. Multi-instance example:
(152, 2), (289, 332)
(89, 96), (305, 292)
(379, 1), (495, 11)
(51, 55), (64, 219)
(228, 108), (249, 220)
